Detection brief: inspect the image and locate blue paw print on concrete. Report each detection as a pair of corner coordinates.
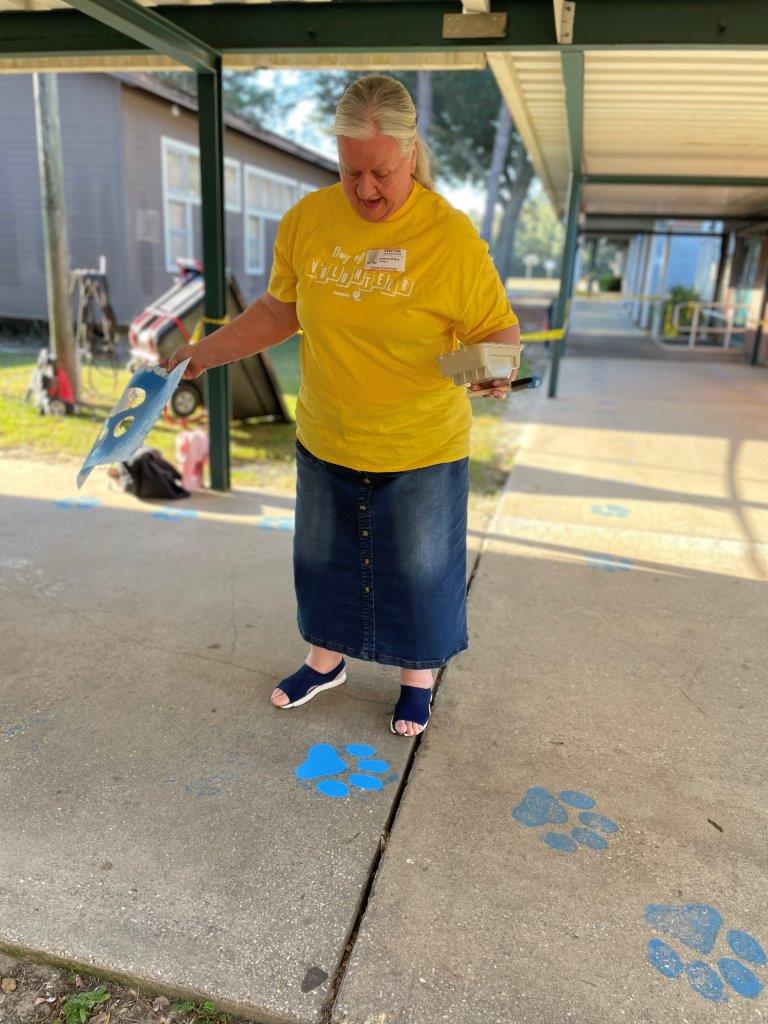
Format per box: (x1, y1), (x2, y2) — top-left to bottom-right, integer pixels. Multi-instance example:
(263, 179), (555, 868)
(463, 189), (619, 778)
(258, 515), (294, 531)
(585, 553), (633, 573)
(152, 508), (198, 521)
(295, 743), (397, 799)
(55, 497), (101, 509)
(646, 902), (765, 1003)
(591, 503), (631, 518)
(512, 787), (619, 853)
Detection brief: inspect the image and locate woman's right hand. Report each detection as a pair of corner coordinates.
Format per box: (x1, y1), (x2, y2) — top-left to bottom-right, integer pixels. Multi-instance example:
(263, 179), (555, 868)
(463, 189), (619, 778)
(158, 344), (209, 380)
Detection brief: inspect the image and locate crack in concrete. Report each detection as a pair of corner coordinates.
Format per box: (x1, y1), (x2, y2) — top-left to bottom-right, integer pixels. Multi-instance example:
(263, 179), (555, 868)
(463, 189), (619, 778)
(316, 410), (519, 1024)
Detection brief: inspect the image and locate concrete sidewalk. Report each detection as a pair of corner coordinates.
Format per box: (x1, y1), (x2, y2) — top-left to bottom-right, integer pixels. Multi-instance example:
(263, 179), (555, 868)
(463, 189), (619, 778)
(0, 413), (530, 1024)
(333, 358), (768, 1023)
(2, 355), (768, 1023)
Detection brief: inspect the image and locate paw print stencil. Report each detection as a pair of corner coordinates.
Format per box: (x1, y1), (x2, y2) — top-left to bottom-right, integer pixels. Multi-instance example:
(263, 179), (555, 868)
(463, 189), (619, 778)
(511, 786), (619, 853)
(646, 902), (765, 1003)
(295, 743), (396, 798)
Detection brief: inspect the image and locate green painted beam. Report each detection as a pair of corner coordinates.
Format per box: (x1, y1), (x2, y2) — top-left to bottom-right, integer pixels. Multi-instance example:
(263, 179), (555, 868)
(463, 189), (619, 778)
(65, 0), (218, 71)
(197, 62), (231, 491)
(561, 50), (583, 175)
(572, 0), (768, 47)
(7, 0), (768, 59)
(584, 175), (768, 188)
(547, 51), (583, 400)
(548, 174), (582, 399)
(0, 2), (551, 59)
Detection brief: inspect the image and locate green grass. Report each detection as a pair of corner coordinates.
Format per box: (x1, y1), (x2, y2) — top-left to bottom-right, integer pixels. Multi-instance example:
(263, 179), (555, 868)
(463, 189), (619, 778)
(0, 340), (529, 499)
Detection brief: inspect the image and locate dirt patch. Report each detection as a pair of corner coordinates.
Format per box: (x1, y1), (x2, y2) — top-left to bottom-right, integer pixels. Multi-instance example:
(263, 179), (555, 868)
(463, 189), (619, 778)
(0, 953), (252, 1024)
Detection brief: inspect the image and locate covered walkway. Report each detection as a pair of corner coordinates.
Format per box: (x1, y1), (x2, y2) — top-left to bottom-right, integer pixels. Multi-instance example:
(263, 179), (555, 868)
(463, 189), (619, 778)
(2, 352), (767, 1022)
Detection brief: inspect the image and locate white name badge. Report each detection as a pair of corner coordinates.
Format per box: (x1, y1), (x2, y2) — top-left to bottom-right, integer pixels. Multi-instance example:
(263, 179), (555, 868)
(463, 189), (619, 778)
(364, 248), (407, 272)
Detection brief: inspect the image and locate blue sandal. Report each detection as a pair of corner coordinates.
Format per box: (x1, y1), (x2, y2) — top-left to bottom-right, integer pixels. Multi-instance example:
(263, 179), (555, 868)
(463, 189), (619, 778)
(274, 659), (347, 709)
(390, 684), (433, 735)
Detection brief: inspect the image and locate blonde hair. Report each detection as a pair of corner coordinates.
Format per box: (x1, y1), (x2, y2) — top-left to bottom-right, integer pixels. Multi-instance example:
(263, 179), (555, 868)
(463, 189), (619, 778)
(333, 75), (435, 191)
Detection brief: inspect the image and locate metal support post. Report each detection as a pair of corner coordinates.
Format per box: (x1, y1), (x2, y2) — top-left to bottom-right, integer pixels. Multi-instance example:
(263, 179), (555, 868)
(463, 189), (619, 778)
(197, 60), (230, 491)
(547, 173), (581, 399)
(547, 49), (582, 400)
(749, 259), (768, 366)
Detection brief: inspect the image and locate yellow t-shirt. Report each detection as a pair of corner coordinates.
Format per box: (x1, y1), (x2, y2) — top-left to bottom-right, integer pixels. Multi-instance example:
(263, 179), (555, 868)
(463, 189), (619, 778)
(268, 180), (518, 472)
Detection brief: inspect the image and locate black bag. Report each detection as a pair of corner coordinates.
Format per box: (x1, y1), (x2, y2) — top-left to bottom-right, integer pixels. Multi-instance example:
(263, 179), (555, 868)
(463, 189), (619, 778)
(120, 447), (190, 500)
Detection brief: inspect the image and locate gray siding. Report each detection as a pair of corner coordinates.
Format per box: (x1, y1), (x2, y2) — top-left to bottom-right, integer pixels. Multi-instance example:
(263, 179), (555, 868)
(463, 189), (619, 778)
(121, 82), (337, 318)
(0, 73), (337, 328)
(0, 73), (128, 322)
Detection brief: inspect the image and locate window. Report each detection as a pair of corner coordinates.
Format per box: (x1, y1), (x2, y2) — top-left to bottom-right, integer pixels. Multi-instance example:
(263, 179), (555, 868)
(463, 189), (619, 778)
(297, 182), (315, 198)
(225, 158), (241, 212)
(162, 137), (200, 272)
(244, 167), (298, 275)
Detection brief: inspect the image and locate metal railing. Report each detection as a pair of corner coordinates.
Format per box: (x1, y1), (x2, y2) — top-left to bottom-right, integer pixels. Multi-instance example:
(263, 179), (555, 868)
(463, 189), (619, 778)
(669, 301), (754, 349)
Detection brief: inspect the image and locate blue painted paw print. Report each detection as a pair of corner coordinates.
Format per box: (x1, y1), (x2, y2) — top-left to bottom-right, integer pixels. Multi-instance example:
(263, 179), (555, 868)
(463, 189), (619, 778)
(295, 743), (397, 799)
(585, 553), (633, 573)
(591, 503), (630, 518)
(258, 515), (294, 531)
(512, 787), (619, 853)
(152, 508), (198, 521)
(55, 497), (101, 509)
(646, 902), (765, 1003)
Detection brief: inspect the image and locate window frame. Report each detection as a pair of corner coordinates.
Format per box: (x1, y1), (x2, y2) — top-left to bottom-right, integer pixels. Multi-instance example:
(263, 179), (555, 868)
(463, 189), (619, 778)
(161, 136), (201, 274)
(243, 165), (298, 276)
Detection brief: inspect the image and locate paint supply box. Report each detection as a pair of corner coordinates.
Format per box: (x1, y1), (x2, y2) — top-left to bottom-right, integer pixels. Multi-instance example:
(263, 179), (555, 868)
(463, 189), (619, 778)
(436, 343), (522, 389)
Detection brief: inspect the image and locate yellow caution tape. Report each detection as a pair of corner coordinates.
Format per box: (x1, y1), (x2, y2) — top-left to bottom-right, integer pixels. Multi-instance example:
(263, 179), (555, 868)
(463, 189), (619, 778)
(190, 315), (230, 344)
(520, 328), (565, 343)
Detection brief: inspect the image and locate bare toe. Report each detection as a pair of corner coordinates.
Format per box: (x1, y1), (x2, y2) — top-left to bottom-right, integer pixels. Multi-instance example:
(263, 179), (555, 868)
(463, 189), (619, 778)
(396, 719), (408, 735)
(271, 688), (289, 707)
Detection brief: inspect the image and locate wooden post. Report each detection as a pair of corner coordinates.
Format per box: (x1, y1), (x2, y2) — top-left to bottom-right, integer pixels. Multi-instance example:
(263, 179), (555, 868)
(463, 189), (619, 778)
(33, 72), (79, 401)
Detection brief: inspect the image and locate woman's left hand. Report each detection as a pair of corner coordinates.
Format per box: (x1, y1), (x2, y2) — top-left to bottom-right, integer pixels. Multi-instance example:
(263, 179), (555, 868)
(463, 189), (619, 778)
(469, 368), (519, 400)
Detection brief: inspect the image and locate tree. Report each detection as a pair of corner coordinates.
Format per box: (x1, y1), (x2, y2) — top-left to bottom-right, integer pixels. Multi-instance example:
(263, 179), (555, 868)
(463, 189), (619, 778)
(512, 189), (565, 278)
(151, 70), (281, 123)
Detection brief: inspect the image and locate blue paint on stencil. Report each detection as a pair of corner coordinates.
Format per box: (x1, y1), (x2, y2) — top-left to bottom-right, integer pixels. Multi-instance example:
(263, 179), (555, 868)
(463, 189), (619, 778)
(645, 903), (721, 955)
(727, 930), (767, 966)
(559, 790), (596, 809)
(571, 827), (607, 850)
(152, 508), (198, 520)
(648, 939), (684, 978)
(259, 516), (294, 531)
(591, 503), (631, 518)
(295, 742), (394, 799)
(578, 811), (619, 834)
(512, 787), (618, 854)
(543, 832), (577, 853)
(511, 787), (568, 827)
(645, 902), (766, 1003)
(55, 497), (101, 509)
(586, 553), (633, 573)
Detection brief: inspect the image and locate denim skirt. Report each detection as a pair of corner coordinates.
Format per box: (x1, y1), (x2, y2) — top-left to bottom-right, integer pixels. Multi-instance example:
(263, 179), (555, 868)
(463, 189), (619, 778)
(294, 438), (469, 669)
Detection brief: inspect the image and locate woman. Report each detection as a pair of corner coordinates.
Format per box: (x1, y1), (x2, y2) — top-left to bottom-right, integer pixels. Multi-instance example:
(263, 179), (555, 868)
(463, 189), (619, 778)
(162, 75), (520, 738)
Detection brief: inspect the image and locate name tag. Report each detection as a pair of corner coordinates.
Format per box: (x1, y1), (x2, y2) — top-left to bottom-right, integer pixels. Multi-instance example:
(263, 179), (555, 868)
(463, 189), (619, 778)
(365, 248), (407, 272)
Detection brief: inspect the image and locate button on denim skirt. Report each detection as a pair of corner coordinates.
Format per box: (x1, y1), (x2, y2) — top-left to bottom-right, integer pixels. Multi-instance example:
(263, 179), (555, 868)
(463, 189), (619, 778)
(294, 439), (469, 669)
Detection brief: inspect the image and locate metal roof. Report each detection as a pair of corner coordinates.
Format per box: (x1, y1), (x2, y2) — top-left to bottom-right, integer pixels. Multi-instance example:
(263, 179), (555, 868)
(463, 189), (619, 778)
(494, 48), (768, 218)
(2, 1), (768, 220)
